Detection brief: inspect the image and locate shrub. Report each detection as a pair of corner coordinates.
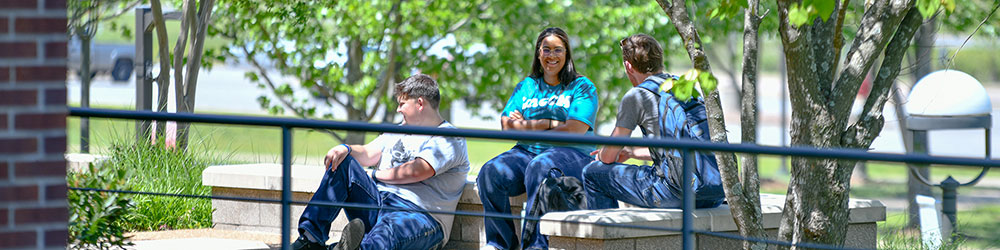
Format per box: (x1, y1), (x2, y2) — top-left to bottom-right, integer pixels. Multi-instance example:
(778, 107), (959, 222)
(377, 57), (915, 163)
(101, 141), (222, 231)
(68, 163), (135, 249)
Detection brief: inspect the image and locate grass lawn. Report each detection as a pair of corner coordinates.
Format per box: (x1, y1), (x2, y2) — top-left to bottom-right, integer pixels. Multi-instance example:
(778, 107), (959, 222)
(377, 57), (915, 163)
(67, 105), (516, 171)
(879, 206), (1000, 249)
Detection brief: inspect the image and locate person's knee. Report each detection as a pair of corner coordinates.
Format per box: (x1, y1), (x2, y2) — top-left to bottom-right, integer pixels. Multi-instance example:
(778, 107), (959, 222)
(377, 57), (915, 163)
(581, 161), (603, 184)
(477, 161), (511, 193)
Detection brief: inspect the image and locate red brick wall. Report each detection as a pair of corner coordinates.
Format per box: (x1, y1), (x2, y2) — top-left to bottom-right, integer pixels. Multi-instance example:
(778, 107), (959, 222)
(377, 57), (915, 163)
(1, 0), (69, 249)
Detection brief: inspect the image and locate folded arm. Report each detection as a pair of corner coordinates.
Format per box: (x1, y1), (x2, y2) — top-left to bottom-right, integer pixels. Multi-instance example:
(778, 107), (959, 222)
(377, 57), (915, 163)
(373, 158), (436, 184)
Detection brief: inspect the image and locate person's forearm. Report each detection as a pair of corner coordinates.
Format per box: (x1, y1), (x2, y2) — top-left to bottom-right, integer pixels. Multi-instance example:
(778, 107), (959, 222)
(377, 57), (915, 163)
(598, 145), (623, 164)
(631, 146), (653, 161)
(345, 144), (380, 167)
(373, 160), (435, 184)
(501, 117), (552, 131)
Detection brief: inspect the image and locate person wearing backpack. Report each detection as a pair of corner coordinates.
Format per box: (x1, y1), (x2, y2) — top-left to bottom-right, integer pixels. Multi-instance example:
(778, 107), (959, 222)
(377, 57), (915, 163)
(582, 34), (724, 210)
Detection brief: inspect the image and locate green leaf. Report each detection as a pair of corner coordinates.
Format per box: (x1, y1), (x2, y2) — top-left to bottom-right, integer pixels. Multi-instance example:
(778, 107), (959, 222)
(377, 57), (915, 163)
(814, 0), (836, 21)
(916, 0), (941, 19)
(697, 71), (718, 95)
(942, 0), (955, 14)
(671, 69), (701, 102)
(788, 3), (811, 26)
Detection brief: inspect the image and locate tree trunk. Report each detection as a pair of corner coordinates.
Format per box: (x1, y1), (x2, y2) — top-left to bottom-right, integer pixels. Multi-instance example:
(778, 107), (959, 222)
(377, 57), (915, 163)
(176, 0), (216, 150)
(150, 0), (172, 145)
(737, 1), (766, 249)
(654, 1), (766, 249)
(775, 0), (920, 247)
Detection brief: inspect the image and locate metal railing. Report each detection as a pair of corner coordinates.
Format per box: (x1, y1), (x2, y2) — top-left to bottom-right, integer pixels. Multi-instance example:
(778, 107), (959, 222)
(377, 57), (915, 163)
(68, 107), (1000, 250)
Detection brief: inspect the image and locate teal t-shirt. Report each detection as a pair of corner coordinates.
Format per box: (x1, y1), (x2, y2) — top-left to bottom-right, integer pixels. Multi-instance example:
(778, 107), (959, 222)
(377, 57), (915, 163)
(501, 76), (598, 155)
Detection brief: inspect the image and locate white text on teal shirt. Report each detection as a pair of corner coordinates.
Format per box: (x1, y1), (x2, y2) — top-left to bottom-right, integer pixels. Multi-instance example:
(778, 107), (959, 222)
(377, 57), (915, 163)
(521, 94), (572, 110)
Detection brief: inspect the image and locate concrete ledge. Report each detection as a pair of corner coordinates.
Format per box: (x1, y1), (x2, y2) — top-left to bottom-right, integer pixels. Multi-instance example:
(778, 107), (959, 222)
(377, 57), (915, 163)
(203, 164), (886, 249)
(539, 193), (885, 249)
(202, 163), (526, 247)
(65, 153), (109, 172)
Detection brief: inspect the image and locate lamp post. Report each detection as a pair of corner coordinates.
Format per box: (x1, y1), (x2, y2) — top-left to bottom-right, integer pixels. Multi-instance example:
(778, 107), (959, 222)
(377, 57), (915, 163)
(903, 70), (992, 242)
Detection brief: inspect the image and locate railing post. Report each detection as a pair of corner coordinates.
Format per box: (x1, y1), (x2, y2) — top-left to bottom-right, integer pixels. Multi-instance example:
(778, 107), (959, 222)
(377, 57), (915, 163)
(682, 149), (695, 250)
(281, 126), (293, 250)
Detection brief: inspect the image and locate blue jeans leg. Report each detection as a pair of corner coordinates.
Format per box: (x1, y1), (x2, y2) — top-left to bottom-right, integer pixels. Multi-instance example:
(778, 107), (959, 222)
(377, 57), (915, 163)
(582, 161), (681, 209)
(360, 193), (444, 250)
(522, 147), (593, 249)
(477, 146), (534, 250)
(298, 156), (382, 243)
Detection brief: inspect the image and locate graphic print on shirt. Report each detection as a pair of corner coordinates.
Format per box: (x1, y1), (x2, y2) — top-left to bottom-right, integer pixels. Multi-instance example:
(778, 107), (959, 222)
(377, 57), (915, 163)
(520, 94), (572, 110)
(390, 140), (414, 167)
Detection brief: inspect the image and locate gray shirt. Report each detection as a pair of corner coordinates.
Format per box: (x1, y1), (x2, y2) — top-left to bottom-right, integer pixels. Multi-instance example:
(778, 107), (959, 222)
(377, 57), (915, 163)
(371, 121), (470, 245)
(615, 87), (669, 166)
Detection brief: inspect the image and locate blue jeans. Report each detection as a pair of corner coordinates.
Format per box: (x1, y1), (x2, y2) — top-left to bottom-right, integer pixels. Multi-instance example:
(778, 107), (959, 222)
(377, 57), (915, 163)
(582, 161), (724, 210)
(298, 156), (444, 250)
(476, 146), (593, 250)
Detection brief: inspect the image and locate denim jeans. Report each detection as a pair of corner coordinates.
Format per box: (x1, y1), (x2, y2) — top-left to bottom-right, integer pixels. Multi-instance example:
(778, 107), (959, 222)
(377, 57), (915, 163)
(582, 161), (724, 210)
(298, 156), (444, 250)
(476, 146), (593, 250)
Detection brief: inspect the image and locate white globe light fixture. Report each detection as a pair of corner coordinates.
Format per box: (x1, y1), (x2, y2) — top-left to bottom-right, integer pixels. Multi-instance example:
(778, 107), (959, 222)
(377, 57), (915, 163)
(903, 70), (991, 243)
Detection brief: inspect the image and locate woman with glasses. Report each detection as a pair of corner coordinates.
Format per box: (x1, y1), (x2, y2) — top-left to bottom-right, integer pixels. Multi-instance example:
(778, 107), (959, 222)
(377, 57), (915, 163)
(475, 27), (599, 250)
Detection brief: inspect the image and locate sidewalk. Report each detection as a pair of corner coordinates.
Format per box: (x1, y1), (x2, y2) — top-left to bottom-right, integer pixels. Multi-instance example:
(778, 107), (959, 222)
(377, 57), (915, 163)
(127, 229), (283, 250)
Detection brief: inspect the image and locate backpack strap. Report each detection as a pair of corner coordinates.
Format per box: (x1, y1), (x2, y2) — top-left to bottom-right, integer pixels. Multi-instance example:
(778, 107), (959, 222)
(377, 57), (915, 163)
(634, 73), (678, 95)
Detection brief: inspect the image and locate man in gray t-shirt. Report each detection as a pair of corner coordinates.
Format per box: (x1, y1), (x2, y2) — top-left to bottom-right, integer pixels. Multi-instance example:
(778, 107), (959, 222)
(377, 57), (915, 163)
(582, 34), (724, 210)
(293, 74), (470, 250)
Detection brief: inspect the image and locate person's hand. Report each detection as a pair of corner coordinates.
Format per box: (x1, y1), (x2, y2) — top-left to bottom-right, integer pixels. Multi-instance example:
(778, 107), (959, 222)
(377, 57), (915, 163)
(590, 149), (602, 162)
(591, 147), (632, 162)
(616, 147), (633, 162)
(508, 110), (524, 121)
(324, 144), (350, 172)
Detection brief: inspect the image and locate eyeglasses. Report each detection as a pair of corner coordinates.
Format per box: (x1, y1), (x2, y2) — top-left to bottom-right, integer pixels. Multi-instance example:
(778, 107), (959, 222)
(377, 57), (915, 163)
(541, 47), (565, 55)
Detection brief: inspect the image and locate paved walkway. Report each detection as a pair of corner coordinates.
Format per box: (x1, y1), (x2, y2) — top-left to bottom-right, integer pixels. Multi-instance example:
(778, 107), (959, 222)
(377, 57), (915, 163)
(127, 229), (283, 250)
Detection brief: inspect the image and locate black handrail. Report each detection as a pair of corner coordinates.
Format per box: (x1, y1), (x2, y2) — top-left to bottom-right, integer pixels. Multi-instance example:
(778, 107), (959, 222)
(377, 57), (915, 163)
(68, 107), (998, 250)
(68, 107), (1000, 168)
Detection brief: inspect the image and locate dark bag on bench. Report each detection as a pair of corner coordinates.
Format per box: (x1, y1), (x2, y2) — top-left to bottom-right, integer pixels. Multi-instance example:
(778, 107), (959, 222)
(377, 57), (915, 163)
(521, 168), (587, 250)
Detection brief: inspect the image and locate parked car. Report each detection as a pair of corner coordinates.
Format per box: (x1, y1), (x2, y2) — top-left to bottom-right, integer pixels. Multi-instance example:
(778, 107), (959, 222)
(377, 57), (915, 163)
(68, 35), (135, 82)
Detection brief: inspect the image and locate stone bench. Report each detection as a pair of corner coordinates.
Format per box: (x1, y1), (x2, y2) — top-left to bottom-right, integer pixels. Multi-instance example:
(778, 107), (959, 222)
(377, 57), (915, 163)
(203, 164), (885, 249)
(538, 194), (886, 250)
(201, 163), (526, 248)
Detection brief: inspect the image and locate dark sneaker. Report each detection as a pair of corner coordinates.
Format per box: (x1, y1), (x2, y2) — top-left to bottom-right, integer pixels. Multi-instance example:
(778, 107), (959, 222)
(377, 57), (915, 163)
(292, 234), (325, 250)
(329, 218), (365, 250)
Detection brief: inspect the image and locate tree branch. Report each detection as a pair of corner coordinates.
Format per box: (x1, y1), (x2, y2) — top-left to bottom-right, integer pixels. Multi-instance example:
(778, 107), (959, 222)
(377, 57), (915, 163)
(368, 0), (406, 120)
(656, 1), (763, 249)
(810, 0), (843, 100)
(846, 6), (921, 149)
(149, 0), (172, 112)
(242, 44), (345, 142)
(737, 1), (767, 248)
(99, 0), (141, 22)
(831, 0), (851, 71)
(829, 0), (914, 128)
(173, 0), (195, 115)
(182, 0), (215, 113)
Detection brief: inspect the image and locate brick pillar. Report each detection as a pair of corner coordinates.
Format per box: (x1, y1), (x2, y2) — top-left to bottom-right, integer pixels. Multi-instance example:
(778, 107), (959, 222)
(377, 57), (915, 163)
(1, 0), (69, 249)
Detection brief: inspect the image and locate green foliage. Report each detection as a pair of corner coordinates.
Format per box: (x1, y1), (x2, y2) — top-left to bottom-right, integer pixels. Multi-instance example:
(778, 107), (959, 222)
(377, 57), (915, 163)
(101, 140), (219, 231)
(918, 0), (944, 19)
(664, 69), (718, 102)
(939, 0), (1000, 37)
(787, 0), (836, 26)
(68, 163), (135, 249)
